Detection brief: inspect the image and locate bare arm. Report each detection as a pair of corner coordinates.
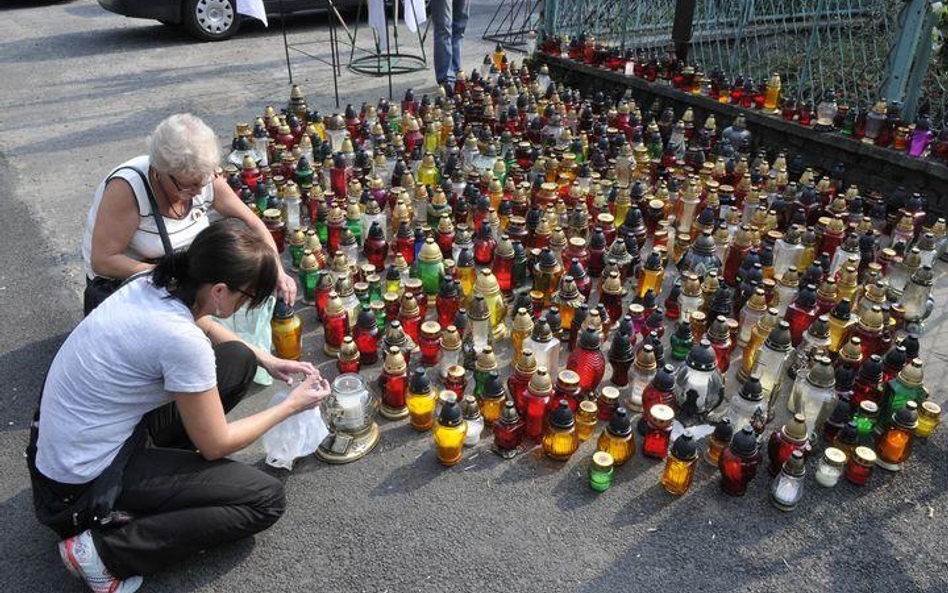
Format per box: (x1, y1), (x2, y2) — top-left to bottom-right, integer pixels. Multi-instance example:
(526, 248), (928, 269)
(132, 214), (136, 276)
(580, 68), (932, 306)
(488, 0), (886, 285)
(195, 316), (316, 382)
(89, 178), (154, 279)
(211, 177), (298, 304)
(173, 373), (331, 460)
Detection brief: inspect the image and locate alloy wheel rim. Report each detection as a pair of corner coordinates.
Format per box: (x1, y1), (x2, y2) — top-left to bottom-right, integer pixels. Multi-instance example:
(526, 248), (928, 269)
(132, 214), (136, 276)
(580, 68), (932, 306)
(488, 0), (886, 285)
(196, 0), (234, 35)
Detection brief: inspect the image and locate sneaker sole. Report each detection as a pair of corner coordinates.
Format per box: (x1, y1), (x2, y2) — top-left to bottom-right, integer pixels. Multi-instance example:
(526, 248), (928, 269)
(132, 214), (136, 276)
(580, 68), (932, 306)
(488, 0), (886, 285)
(58, 538), (83, 580)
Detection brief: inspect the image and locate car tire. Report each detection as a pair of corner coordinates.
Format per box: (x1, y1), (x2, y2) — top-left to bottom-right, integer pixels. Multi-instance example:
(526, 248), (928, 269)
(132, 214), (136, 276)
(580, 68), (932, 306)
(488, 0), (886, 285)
(183, 0), (241, 41)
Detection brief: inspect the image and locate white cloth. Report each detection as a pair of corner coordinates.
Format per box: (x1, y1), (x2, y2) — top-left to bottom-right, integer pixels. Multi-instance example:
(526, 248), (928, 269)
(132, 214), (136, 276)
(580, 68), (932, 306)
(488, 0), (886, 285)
(368, 0), (388, 51)
(82, 155), (215, 280)
(403, 0), (426, 32)
(36, 277), (217, 484)
(237, 0), (268, 26)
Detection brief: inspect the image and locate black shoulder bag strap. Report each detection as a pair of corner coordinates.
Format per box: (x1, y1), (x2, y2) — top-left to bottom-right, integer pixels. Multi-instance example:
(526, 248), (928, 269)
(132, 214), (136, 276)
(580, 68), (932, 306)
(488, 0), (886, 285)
(120, 165), (175, 260)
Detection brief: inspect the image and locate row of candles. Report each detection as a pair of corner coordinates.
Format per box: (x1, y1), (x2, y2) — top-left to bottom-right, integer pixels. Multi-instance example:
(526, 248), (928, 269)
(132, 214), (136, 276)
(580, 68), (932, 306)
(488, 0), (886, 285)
(529, 33), (946, 161)
(237, 55), (942, 509)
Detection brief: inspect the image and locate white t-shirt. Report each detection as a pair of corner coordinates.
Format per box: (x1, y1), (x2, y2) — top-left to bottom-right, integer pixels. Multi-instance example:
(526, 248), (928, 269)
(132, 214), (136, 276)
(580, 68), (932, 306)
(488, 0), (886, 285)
(81, 155), (216, 280)
(36, 276), (217, 484)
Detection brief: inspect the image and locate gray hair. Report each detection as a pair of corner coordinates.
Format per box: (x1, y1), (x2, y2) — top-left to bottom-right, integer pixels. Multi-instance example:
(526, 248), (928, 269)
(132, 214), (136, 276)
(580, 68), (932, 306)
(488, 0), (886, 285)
(147, 113), (220, 183)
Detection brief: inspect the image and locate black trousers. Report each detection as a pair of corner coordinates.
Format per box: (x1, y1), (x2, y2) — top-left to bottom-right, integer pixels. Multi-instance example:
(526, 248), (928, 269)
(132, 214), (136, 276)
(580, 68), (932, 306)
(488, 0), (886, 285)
(29, 341), (286, 578)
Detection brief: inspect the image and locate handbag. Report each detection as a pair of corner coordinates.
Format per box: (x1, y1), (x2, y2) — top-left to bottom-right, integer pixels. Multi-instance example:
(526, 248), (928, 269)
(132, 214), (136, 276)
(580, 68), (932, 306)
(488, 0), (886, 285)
(82, 166), (174, 316)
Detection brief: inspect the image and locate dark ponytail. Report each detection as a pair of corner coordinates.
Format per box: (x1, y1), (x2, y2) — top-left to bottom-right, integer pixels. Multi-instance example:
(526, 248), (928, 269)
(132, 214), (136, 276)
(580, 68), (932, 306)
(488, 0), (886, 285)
(152, 220), (278, 309)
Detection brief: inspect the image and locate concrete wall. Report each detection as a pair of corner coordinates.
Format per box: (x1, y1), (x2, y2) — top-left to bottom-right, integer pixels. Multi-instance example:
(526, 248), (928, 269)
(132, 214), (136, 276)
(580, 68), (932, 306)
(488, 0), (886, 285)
(535, 54), (948, 217)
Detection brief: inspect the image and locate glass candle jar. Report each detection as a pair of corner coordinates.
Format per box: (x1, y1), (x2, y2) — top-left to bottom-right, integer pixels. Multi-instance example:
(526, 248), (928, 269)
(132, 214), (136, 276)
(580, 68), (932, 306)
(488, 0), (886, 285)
(844, 446), (876, 485)
(642, 404), (674, 459)
(596, 407), (635, 465)
(325, 372), (375, 434)
(378, 346), (409, 419)
(814, 447), (847, 488)
(662, 430), (699, 495)
(543, 400), (580, 460)
(916, 401), (941, 438)
(419, 321), (443, 366)
(566, 328), (606, 396)
(596, 386), (620, 421)
(718, 425), (762, 496)
(770, 449), (806, 511)
(704, 418), (734, 467)
(323, 291), (350, 356)
(271, 299), (303, 361)
(551, 370), (582, 413)
(524, 368), (554, 440)
(479, 371), (507, 425)
(493, 400), (525, 458)
(432, 392), (467, 466)
(337, 336), (361, 374)
(589, 451), (615, 492)
(877, 401), (919, 471)
(575, 400), (599, 441)
(405, 368), (437, 431)
(462, 395), (484, 446)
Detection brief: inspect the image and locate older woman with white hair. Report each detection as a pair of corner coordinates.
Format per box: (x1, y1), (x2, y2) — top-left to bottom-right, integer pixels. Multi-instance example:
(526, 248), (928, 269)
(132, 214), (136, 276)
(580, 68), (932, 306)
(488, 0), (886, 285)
(81, 113), (297, 314)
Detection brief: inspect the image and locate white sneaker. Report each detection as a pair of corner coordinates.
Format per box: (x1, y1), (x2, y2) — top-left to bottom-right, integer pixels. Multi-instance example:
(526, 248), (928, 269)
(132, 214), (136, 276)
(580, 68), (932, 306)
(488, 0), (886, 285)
(58, 530), (143, 593)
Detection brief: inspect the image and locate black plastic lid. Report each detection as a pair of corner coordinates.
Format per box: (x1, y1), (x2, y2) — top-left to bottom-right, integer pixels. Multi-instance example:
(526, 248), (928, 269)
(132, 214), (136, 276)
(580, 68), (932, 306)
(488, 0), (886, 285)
(837, 420), (859, 445)
(834, 365), (856, 392)
(674, 320), (693, 340)
(893, 401), (919, 429)
(357, 308), (377, 329)
(608, 407), (632, 437)
(483, 371), (505, 399)
(546, 308), (563, 333)
(671, 430), (698, 460)
(686, 339), (718, 372)
(549, 400), (575, 429)
(640, 289), (657, 310)
(608, 331), (634, 360)
(740, 374), (763, 402)
(538, 247), (558, 268)
(828, 400), (852, 424)
(652, 364), (676, 391)
(730, 425), (759, 456)
(766, 321), (792, 349)
(579, 327), (602, 350)
(830, 298), (851, 319)
(368, 221), (385, 240)
(386, 265), (401, 281)
(901, 333), (920, 360)
(795, 284), (817, 308)
(712, 417), (734, 443)
(274, 298), (294, 320)
(883, 344), (907, 369)
(859, 354), (883, 381)
(457, 247), (475, 267)
(439, 394), (463, 427)
(409, 367), (431, 393)
(645, 250), (662, 270)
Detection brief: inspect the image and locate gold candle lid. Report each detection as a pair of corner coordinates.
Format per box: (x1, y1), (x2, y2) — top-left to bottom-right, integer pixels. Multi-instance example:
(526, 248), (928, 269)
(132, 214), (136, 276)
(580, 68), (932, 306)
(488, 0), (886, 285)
(920, 400), (941, 419)
(382, 346), (407, 373)
(475, 346), (498, 372)
(399, 292), (420, 317)
(600, 385), (620, 404)
(853, 446), (877, 465)
(289, 227), (307, 247)
(325, 291), (344, 316)
(339, 336), (360, 362)
(440, 325), (461, 350)
(515, 349), (538, 374)
(529, 367), (553, 394)
(421, 321), (442, 338)
(649, 404), (675, 426)
(579, 399), (598, 417)
(592, 451), (614, 471)
(418, 238), (444, 263)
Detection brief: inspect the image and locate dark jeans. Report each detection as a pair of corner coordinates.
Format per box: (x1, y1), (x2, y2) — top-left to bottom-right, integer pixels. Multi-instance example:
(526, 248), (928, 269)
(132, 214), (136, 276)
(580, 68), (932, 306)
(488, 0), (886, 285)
(29, 341), (286, 578)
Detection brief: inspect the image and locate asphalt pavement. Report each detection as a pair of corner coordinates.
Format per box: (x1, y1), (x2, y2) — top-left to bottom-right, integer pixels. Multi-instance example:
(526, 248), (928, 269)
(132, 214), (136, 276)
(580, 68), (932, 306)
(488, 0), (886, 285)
(2, 1), (948, 591)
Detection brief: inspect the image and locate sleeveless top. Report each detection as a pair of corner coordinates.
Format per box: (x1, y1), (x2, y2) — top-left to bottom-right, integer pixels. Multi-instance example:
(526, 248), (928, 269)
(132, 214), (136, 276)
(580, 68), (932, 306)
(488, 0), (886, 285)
(81, 155), (216, 280)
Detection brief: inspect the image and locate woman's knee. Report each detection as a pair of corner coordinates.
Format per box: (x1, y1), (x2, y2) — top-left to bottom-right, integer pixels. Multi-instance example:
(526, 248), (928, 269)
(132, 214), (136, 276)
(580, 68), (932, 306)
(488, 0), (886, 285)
(250, 470), (286, 530)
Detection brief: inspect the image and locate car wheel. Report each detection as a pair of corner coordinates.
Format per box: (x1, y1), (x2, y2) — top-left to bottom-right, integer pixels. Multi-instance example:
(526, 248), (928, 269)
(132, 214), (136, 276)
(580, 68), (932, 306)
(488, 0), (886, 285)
(183, 0), (241, 41)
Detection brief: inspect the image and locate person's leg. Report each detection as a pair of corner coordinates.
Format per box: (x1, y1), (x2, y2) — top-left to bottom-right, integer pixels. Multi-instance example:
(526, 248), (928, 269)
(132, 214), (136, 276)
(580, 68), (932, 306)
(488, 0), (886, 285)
(431, 0), (453, 85)
(450, 0), (470, 79)
(146, 341), (256, 449)
(91, 447), (286, 578)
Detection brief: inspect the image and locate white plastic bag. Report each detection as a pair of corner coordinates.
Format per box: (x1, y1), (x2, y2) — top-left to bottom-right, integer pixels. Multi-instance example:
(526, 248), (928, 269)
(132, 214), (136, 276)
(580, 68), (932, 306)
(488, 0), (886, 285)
(262, 390), (329, 470)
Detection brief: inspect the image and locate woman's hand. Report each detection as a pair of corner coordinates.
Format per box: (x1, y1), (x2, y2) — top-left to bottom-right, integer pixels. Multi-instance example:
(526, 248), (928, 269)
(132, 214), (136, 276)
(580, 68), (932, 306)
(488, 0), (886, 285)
(277, 270), (298, 306)
(259, 352), (316, 384)
(284, 371), (332, 414)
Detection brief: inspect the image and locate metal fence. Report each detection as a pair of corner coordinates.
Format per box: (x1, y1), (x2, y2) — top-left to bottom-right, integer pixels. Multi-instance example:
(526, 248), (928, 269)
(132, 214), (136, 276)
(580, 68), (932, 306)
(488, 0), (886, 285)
(541, 0), (946, 126)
